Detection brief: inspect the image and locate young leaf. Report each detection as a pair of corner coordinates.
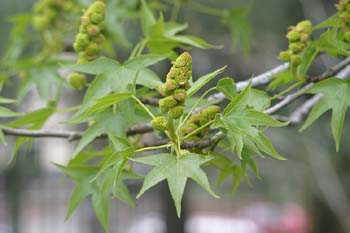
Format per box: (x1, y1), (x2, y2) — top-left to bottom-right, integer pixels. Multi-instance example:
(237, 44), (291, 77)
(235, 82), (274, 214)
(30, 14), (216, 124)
(0, 106), (21, 117)
(215, 82), (287, 159)
(133, 153), (219, 217)
(216, 77), (237, 100)
(222, 7), (252, 55)
(187, 66), (227, 98)
(68, 55), (165, 117)
(300, 78), (350, 151)
(313, 14), (343, 30)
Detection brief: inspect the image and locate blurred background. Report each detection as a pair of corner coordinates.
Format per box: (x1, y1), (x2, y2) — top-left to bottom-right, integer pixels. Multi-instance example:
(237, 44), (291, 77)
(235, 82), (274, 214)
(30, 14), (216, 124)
(0, 0), (349, 233)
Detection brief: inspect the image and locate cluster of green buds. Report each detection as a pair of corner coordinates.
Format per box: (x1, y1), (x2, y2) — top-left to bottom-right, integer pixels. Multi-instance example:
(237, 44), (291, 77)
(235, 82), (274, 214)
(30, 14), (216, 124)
(279, 20), (313, 67)
(32, 0), (73, 32)
(180, 106), (220, 141)
(158, 52), (192, 119)
(335, 0), (350, 42)
(73, 0), (106, 64)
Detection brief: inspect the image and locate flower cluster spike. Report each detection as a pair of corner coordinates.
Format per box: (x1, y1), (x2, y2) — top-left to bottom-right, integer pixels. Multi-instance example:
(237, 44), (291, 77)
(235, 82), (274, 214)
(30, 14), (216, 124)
(335, 0), (350, 42)
(73, 0), (106, 64)
(158, 52), (192, 119)
(32, 0), (73, 32)
(279, 20), (313, 67)
(180, 105), (220, 141)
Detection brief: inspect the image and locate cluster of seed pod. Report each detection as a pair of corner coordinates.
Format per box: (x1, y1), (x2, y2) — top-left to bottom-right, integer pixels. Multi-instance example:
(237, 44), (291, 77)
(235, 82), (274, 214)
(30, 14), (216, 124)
(158, 52), (192, 119)
(32, 0), (73, 32)
(335, 0), (350, 42)
(180, 105), (220, 141)
(279, 20), (313, 67)
(73, 0), (106, 64)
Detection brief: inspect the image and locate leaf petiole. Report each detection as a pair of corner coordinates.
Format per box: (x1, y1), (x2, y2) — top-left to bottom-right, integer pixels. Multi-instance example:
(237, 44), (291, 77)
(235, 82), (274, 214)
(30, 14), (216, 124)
(131, 95), (156, 119)
(134, 143), (172, 153)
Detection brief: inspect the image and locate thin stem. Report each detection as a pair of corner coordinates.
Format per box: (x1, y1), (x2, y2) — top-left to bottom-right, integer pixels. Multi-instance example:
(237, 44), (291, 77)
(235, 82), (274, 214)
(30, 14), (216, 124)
(167, 116), (181, 158)
(135, 143), (171, 153)
(177, 87), (216, 133)
(57, 105), (81, 113)
(170, 1), (181, 21)
(135, 39), (147, 57)
(270, 81), (301, 100)
(187, 1), (223, 17)
(182, 120), (214, 141)
(131, 95), (156, 119)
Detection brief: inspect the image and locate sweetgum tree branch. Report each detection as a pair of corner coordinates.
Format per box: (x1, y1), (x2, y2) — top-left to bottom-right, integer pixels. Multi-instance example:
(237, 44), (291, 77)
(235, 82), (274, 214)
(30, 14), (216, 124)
(2, 123), (153, 142)
(280, 63), (350, 125)
(3, 60), (350, 149)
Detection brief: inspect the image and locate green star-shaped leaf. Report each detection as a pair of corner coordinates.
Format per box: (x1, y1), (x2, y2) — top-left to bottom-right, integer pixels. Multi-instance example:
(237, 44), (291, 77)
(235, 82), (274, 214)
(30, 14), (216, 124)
(215, 81), (287, 160)
(133, 153), (219, 217)
(300, 78), (350, 151)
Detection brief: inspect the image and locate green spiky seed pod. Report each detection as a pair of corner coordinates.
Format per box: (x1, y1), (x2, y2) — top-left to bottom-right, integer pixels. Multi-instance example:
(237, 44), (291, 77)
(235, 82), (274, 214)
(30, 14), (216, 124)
(68, 73), (87, 90)
(151, 116), (168, 131)
(173, 89), (187, 102)
(291, 55), (302, 67)
(279, 51), (291, 62)
(168, 105), (184, 119)
(165, 79), (179, 91)
(286, 30), (301, 42)
(159, 96), (177, 112)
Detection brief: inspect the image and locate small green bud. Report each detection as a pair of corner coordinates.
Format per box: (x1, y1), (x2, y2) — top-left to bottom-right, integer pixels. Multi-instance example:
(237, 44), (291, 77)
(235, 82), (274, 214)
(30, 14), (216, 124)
(90, 1), (105, 14)
(68, 73), (87, 90)
(175, 74), (189, 85)
(151, 116), (168, 131)
(291, 55), (302, 67)
(81, 15), (90, 26)
(345, 31), (350, 42)
(92, 34), (105, 44)
(87, 24), (100, 36)
(289, 42), (305, 53)
(279, 51), (291, 62)
(186, 123), (198, 134)
(91, 12), (104, 24)
(165, 79), (179, 91)
(85, 43), (100, 56)
(174, 52), (192, 70)
(168, 105), (184, 119)
(296, 20), (312, 33)
(159, 96), (177, 112)
(75, 33), (89, 47)
(73, 42), (84, 52)
(159, 85), (172, 97)
(203, 105), (220, 119)
(339, 11), (350, 23)
(286, 30), (301, 42)
(300, 33), (310, 43)
(32, 15), (50, 31)
(173, 89), (187, 102)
